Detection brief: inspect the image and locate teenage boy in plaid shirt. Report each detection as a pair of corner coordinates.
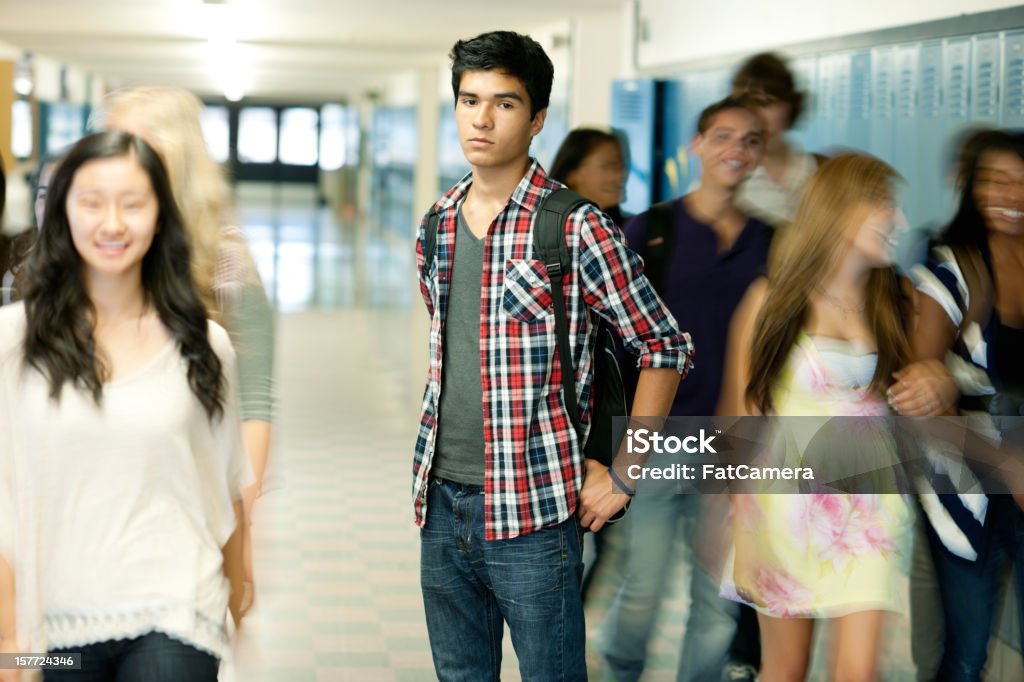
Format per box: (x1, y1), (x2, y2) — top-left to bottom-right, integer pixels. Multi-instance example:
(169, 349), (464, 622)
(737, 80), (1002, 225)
(413, 30), (693, 680)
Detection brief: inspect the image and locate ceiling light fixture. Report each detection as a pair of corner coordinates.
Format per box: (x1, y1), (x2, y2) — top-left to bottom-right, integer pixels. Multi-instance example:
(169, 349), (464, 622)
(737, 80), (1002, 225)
(205, 6), (249, 102)
(13, 52), (33, 96)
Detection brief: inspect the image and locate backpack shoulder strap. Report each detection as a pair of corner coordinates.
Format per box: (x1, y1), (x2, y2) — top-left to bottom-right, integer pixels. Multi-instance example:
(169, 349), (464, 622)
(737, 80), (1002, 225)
(532, 188), (588, 273)
(532, 188), (590, 437)
(421, 211), (442, 281)
(639, 199), (676, 294)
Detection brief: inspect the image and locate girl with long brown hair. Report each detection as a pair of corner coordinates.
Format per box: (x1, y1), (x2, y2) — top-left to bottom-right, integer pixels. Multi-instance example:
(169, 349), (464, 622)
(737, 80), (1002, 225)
(719, 153), (914, 680)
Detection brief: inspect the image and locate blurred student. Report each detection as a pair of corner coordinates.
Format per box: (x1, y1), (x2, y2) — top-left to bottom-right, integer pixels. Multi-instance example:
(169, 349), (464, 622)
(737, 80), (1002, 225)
(732, 53), (820, 230)
(896, 129), (1024, 680)
(720, 154), (913, 680)
(601, 96), (771, 682)
(97, 87), (274, 595)
(550, 127), (629, 225)
(0, 131), (250, 680)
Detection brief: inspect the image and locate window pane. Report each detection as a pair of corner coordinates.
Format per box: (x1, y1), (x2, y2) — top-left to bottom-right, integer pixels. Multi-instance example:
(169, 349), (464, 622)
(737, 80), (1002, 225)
(200, 105), (230, 163)
(238, 107), (277, 163)
(319, 104), (346, 170)
(46, 103), (84, 155)
(279, 107), (318, 166)
(11, 100), (33, 159)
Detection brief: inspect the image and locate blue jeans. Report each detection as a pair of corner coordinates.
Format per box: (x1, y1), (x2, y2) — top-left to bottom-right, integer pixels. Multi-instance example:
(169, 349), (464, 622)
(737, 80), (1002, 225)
(677, 557), (743, 682)
(420, 478), (587, 681)
(45, 631), (218, 681)
(601, 488), (690, 680)
(602, 489), (740, 681)
(928, 495), (1024, 681)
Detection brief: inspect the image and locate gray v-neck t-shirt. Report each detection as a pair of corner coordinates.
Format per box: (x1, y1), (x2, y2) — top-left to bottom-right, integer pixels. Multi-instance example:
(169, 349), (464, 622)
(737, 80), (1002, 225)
(432, 208), (485, 485)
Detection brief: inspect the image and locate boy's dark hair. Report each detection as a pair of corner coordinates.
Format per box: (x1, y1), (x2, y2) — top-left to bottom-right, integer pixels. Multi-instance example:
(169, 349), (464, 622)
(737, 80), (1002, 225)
(732, 52), (805, 126)
(450, 31), (554, 118)
(696, 95), (762, 135)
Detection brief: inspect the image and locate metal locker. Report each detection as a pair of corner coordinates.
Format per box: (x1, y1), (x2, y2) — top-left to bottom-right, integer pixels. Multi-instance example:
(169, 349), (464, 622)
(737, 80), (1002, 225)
(707, 68), (732, 102)
(943, 37), (972, 124)
(869, 46), (896, 162)
(611, 79), (658, 214)
(819, 53), (853, 153)
(916, 42), (949, 232)
(892, 43), (922, 227)
(789, 55), (819, 152)
(811, 53), (838, 155)
(848, 51), (872, 153)
(657, 80), (688, 200)
(971, 33), (1002, 123)
(1002, 29), (1024, 127)
(679, 72), (712, 188)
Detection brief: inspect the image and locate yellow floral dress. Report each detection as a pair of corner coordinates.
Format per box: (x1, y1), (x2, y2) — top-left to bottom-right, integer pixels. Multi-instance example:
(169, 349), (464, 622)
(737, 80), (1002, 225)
(722, 335), (913, 618)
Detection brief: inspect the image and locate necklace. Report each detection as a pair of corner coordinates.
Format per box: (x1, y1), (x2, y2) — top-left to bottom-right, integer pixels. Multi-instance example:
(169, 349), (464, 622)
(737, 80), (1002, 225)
(815, 286), (866, 318)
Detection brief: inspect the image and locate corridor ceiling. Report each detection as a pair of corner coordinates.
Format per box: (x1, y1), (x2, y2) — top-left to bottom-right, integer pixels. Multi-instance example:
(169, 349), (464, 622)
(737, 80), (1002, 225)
(0, 0), (624, 101)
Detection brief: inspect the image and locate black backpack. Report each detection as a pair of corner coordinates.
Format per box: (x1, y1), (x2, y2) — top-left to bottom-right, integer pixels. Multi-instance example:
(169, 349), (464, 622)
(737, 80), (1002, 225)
(421, 188), (627, 469)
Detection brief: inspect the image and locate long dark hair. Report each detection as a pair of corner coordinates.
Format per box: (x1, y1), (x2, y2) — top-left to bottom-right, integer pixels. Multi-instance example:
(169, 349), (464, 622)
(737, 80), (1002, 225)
(941, 130), (1024, 261)
(549, 128), (623, 185)
(23, 130), (225, 421)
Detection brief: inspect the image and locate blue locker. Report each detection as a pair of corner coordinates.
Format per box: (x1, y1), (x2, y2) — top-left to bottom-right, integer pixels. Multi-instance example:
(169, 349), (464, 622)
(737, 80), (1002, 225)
(611, 80), (658, 214)
(657, 79), (688, 200)
(706, 68), (732, 101)
(971, 33), (1002, 123)
(869, 46), (895, 161)
(892, 44), (921, 225)
(848, 51), (872, 153)
(612, 80), (686, 213)
(829, 53), (854, 153)
(680, 73), (710, 188)
(694, 71), (721, 118)
(811, 54), (839, 154)
(916, 42), (948, 229)
(679, 72), (702, 132)
(788, 56), (818, 152)
(919, 43), (943, 121)
(1002, 29), (1024, 127)
(943, 38), (972, 124)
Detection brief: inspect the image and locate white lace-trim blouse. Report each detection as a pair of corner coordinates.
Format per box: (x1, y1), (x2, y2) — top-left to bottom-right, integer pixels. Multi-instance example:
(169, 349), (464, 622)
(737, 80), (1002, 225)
(0, 302), (252, 659)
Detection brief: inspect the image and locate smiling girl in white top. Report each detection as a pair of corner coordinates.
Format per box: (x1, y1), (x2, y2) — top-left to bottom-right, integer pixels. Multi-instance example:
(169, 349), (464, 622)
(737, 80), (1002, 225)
(0, 131), (250, 681)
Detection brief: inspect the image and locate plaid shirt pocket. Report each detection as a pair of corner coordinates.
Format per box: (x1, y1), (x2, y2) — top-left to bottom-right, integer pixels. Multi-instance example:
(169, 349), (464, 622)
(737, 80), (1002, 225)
(501, 259), (553, 323)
